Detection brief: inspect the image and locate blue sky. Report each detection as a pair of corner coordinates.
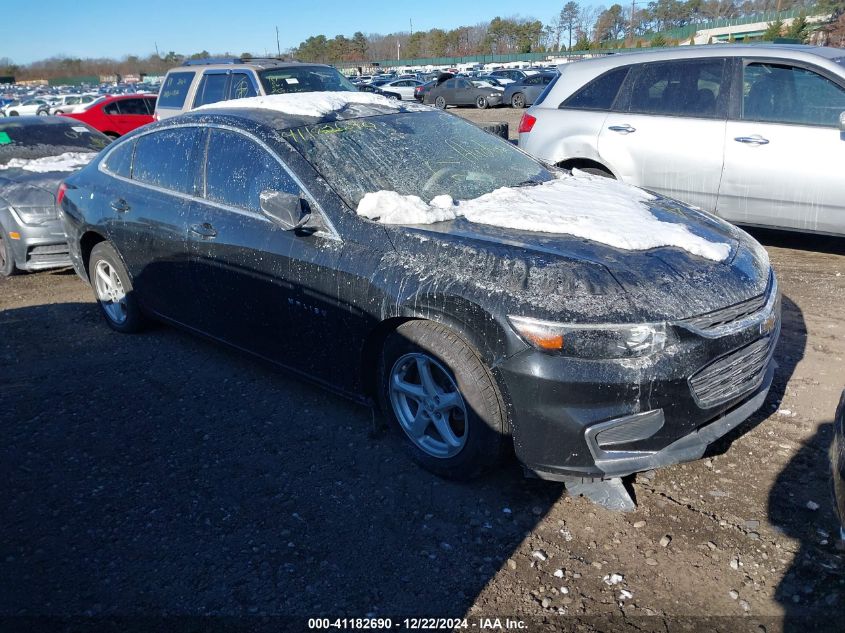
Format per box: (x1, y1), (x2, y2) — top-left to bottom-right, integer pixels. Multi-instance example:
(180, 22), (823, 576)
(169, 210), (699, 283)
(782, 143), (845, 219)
(4, 0), (593, 64)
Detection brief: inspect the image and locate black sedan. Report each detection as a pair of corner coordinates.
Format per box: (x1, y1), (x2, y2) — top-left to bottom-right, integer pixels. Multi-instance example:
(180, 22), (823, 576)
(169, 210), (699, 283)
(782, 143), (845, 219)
(0, 116), (109, 276)
(60, 95), (779, 483)
(424, 76), (503, 109)
(356, 83), (401, 101)
(833, 390), (845, 542)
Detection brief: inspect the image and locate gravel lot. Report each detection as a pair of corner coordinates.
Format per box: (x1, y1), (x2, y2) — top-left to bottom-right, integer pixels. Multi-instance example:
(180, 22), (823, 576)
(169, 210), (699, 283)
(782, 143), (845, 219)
(1, 112), (844, 631)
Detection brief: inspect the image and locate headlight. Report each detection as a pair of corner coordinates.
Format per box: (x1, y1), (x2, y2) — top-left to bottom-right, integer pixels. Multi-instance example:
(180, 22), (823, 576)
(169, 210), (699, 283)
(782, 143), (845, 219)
(11, 205), (58, 226)
(508, 315), (672, 358)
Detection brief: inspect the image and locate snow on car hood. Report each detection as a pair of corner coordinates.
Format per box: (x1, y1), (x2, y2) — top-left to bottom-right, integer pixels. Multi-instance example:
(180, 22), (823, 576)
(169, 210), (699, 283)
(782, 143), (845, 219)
(196, 92), (428, 117)
(0, 152), (96, 173)
(357, 170), (732, 262)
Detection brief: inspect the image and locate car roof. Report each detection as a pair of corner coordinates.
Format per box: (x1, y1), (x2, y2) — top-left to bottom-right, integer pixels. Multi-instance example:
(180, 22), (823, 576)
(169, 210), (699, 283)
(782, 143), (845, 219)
(171, 59), (338, 72)
(156, 99), (426, 134)
(558, 43), (844, 72)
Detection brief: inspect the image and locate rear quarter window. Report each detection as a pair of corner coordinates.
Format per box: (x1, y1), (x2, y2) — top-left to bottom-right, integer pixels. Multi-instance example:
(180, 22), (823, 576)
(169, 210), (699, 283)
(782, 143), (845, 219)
(561, 66), (630, 111)
(158, 72), (195, 109)
(103, 139), (134, 178)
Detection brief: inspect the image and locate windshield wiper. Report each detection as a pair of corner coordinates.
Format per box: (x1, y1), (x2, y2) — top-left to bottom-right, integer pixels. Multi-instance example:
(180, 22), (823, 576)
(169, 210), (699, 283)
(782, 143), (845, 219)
(515, 179), (542, 187)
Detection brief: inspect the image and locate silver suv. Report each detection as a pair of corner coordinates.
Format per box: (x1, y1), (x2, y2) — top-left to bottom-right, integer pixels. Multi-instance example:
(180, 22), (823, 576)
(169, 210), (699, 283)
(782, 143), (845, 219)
(519, 45), (845, 236)
(155, 57), (357, 120)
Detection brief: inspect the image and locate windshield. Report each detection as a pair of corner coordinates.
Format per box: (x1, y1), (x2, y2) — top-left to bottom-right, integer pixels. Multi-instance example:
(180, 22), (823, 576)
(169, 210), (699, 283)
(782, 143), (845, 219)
(259, 66), (357, 95)
(0, 120), (110, 164)
(283, 111), (552, 210)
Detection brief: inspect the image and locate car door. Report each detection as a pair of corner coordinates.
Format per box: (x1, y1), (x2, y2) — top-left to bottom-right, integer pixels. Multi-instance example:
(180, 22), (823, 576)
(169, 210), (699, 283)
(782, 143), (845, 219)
(103, 127), (203, 322)
(107, 98), (153, 135)
(598, 57), (730, 212)
(189, 127), (348, 379)
(718, 59), (845, 234)
(455, 79), (475, 105)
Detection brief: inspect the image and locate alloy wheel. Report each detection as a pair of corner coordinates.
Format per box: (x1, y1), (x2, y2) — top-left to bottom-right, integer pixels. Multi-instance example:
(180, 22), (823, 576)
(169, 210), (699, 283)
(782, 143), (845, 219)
(93, 259), (128, 324)
(512, 94), (525, 108)
(389, 352), (468, 459)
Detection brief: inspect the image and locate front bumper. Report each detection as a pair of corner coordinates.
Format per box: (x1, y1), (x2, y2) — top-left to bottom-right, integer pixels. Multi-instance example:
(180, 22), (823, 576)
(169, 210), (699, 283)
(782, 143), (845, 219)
(2, 215), (70, 272)
(498, 279), (781, 480)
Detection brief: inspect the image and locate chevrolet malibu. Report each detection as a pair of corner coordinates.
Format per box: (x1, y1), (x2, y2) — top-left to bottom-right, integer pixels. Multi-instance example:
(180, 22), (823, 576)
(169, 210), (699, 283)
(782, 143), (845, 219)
(59, 93), (780, 483)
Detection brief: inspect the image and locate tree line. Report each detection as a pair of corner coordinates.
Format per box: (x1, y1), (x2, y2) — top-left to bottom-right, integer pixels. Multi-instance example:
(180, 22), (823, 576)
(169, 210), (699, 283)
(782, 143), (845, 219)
(3, 0), (844, 81)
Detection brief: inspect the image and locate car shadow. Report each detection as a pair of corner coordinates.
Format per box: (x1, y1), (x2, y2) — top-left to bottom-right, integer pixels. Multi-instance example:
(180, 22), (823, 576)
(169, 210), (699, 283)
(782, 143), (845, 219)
(740, 227), (844, 256)
(768, 421), (844, 633)
(0, 300), (561, 624)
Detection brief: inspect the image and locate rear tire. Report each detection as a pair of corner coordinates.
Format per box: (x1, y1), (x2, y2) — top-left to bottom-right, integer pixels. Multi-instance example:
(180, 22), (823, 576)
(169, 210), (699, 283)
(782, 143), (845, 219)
(434, 96), (447, 109)
(0, 225), (19, 277)
(88, 241), (147, 333)
(379, 320), (507, 480)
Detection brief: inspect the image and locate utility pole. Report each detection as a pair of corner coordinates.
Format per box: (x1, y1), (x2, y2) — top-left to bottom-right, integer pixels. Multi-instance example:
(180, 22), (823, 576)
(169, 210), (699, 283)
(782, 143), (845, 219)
(628, 0), (641, 46)
(154, 42), (160, 58)
(276, 26), (281, 57)
(410, 18), (413, 35)
(397, 40), (401, 61)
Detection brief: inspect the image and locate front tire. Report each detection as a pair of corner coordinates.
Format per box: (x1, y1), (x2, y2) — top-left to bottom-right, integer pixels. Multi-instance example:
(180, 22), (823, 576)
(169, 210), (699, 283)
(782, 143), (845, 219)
(379, 320), (507, 480)
(88, 241), (146, 333)
(434, 96), (447, 109)
(475, 96), (489, 109)
(511, 93), (525, 108)
(0, 225), (19, 277)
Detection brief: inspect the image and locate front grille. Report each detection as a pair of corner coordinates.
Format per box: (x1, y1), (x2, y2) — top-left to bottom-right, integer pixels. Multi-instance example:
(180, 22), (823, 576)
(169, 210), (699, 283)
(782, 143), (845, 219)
(683, 292), (768, 332)
(689, 336), (775, 409)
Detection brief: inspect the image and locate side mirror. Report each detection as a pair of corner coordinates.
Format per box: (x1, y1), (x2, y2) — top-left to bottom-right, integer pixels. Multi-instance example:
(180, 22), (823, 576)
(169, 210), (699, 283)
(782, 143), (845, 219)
(260, 190), (310, 231)
(840, 111), (845, 133)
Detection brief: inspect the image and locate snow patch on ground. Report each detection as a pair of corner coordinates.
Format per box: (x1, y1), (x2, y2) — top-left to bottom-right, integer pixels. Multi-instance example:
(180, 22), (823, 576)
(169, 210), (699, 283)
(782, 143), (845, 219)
(196, 92), (427, 117)
(0, 152), (95, 173)
(356, 171), (732, 261)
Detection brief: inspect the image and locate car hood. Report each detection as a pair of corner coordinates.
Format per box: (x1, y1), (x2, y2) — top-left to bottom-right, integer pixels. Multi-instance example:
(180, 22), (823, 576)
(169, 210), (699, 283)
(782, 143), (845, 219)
(384, 193), (769, 324)
(0, 169), (64, 207)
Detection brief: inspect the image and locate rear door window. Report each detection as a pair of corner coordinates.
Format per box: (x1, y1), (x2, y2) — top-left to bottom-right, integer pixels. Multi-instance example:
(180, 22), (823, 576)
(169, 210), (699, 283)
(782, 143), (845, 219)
(203, 129), (298, 212)
(117, 98), (151, 115)
(742, 62), (845, 127)
(132, 128), (201, 194)
(158, 72), (195, 109)
(626, 59), (727, 118)
(193, 73), (230, 108)
(561, 66), (630, 111)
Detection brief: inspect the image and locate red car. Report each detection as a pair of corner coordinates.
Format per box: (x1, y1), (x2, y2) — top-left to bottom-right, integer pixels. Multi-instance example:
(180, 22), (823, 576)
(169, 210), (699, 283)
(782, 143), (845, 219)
(63, 94), (157, 138)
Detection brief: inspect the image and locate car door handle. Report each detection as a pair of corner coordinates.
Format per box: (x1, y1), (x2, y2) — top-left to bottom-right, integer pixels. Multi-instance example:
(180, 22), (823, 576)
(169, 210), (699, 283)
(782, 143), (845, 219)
(734, 135), (770, 145)
(189, 222), (218, 239)
(608, 124), (636, 134)
(110, 199), (130, 213)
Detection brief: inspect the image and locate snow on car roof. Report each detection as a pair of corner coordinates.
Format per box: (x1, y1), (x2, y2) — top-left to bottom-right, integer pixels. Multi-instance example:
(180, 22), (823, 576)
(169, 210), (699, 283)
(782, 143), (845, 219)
(357, 170), (732, 262)
(195, 92), (428, 118)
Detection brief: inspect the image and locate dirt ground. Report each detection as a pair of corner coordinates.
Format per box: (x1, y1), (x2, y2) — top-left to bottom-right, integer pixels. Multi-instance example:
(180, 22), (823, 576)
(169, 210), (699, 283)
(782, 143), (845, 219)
(1, 114), (844, 631)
